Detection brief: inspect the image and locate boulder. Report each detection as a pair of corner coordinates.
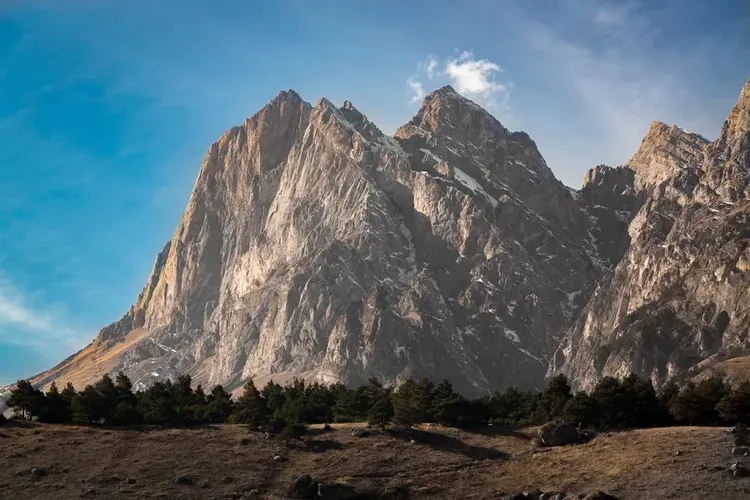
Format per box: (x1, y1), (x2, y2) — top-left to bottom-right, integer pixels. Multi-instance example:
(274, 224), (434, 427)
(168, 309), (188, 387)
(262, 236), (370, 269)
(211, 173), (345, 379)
(729, 462), (750, 478)
(376, 485), (410, 499)
(287, 475), (318, 499)
(538, 420), (581, 447)
(175, 474), (193, 485)
(731, 423), (748, 435)
(540, 493), (566, 500)
(30, 468), (47, 478)
(582, 492), (618, 500)
(351, 429), (370, 438)
(732, 446), (750, 457)
(318, 482), (359, 499)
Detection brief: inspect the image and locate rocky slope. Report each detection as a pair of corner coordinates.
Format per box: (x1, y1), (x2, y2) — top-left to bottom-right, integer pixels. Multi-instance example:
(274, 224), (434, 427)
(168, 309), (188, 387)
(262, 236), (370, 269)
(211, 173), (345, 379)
(31, 86), (611, 396)
(553, 78), (750, 390)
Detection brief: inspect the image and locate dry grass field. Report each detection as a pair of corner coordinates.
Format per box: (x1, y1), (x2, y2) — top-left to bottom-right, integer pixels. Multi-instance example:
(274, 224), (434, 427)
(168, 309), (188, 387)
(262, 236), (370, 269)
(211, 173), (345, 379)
(0, 421), (747, 499)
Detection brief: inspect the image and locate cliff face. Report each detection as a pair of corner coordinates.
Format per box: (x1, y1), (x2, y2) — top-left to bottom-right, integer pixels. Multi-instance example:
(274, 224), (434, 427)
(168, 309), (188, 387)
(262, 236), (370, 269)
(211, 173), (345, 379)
(31, 78), (750, 397)
(554, 79), (750, 390)
(33, 86), (608, 396)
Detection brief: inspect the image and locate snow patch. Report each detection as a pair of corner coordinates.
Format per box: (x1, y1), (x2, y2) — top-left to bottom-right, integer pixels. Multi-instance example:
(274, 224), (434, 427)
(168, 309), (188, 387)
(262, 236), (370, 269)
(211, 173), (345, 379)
(452, 167), (499, 208)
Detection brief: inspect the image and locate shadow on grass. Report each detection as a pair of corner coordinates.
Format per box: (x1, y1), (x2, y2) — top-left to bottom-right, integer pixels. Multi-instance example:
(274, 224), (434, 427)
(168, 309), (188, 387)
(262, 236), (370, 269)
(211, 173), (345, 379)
(461, 424), (533, 441)
(304, 438), (345, 453)
(387, 427), (509, 460)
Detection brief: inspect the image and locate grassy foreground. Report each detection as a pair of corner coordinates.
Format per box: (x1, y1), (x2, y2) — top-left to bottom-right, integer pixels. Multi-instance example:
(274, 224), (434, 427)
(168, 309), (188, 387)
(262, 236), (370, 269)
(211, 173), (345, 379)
(0, 421), (746, 499)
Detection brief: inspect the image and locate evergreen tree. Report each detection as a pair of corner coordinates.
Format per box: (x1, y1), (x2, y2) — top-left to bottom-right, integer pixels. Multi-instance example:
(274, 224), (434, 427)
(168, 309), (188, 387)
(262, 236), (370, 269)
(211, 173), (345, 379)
(72, 385), (106, 424)
(191, 384), (208, 422)
(93, 374), (120, 424)
(539, 374), (573, 421)
(670, 377), (729, 426)
(333, 385), (370, 422)
(204, 385), (234, 423)
(392, 378), (422, 427)
(139, 381), (176, 424)
(113, 372), (141, 425)
(8, 380), (45, 420)
(261, 381), (286, 416)
(39, 382), (71, 423)
(717, 381), (750, 425)
(61, 382), (77, 406)
(229, 380), (269, 426)
(656, 380), (680, 426)
(562, 392), (598, 428)
(368, 396), (393, 431)
(431, 380), (471, 427)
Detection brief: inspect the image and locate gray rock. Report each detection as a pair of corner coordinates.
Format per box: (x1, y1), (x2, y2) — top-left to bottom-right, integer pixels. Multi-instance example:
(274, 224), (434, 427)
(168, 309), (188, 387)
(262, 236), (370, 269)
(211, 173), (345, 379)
(318, 482), (359, 499)
(175, 474), (193, 485)
(376, 485), (410, 499)
(582, 492), (618, 500)
(733, 446), (750, 457)
(540, 493), (565, 500)
(30, 468), (47, 478)
(730, 461), (750, 478)
(538, 420), (581, 447)
(352, 429), (370, 438)
(287, 475), (317, 499)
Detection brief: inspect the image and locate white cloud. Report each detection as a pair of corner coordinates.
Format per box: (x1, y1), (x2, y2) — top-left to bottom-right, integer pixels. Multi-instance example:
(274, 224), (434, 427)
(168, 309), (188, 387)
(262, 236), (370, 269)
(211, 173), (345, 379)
(405, 52), (511, 115)
(0, 274), (86, 352)
(406, 76), (425, 104)
(444, 51), (509, 108)
(424, 55), (438, 80)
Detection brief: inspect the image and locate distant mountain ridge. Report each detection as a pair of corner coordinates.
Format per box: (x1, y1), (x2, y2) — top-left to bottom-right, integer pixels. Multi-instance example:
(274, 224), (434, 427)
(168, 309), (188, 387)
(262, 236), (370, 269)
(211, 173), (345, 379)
(24, 77), (750, 396)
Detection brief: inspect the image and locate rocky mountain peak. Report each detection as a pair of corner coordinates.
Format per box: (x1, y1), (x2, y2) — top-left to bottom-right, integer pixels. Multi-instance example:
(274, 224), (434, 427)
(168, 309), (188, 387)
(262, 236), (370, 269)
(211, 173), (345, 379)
(712, 78), (750, 163)
(625, 120), (708, 190)
(395, 86), (509, 145)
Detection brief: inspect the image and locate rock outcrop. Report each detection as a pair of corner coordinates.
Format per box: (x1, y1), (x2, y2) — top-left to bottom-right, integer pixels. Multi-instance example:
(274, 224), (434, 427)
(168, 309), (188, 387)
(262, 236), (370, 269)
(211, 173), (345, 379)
(30, 86), (609, 396)
(553, 78), (750, 390)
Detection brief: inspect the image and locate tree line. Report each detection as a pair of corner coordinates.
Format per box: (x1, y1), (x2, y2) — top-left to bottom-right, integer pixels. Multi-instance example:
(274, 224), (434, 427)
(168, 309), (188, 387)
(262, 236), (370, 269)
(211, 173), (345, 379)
(4, 372), (750, 430)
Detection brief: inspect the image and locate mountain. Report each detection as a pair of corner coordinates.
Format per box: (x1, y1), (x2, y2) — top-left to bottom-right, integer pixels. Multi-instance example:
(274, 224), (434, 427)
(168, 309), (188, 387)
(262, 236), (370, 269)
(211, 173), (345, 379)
(30, 86), (611, 396)
(553, 78), (750, 390)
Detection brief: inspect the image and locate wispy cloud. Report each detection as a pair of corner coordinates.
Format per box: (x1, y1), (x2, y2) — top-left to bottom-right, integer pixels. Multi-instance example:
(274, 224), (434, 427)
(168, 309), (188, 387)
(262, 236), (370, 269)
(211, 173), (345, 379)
(0, 274), (86, 352)
(405, 51), (512, 115)
(406, 77), (425, 104)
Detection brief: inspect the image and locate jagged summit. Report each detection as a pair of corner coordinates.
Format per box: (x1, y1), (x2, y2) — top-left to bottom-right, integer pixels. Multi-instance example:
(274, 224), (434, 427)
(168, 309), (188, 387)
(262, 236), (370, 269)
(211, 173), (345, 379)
(625, 119), (708, 189)
(554, 76), (750, 390)
(27, 85), (609, 397)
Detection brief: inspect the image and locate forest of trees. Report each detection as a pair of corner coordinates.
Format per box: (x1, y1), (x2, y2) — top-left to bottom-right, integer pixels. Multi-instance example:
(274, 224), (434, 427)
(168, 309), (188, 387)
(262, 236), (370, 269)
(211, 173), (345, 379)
(4, 372), (750, 432)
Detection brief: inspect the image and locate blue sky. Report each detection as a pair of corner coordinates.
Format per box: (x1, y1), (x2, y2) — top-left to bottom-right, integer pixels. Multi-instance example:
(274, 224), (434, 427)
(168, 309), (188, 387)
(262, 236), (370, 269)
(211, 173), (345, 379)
(0, 0), (748, 384)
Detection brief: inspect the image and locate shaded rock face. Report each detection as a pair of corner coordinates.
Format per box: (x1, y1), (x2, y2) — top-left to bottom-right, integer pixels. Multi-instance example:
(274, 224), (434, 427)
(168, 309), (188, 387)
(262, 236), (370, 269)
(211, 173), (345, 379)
(34, 86), (609, 396)
(554, 78), (750, 390)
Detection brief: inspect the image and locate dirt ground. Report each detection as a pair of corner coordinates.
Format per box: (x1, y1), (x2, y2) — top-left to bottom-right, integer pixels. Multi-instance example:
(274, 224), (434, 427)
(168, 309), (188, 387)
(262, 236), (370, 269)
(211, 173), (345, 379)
(0, 421), (746, 499)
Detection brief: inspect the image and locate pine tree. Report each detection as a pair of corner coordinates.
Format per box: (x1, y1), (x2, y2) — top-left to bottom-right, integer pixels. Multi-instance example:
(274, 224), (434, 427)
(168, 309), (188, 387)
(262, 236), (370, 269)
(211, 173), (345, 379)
(113, 372), (141, 425)
(261, 381), (286, 416)
(368, 396), (393, 431)
(138, 381), (176, 424)
(539, 374), (573, 421)
(191, 384), (208, 422)
(204, 385), (234, 423)
(229, 380), (269, 426)
(8, 380), (45, 420)
(61, 382), (77, 406)
(40, 382), (71, 423)
(392, 378), (421, 427)
(717, 381), (750, 425)
(73, 385), (106, 424)
(93, 374), (120, 424)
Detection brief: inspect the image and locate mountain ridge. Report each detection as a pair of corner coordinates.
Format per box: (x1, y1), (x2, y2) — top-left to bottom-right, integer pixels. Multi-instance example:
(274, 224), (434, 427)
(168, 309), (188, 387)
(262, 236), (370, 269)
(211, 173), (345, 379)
(19, 77), (750, 398)
(27, 85), (609, 396)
